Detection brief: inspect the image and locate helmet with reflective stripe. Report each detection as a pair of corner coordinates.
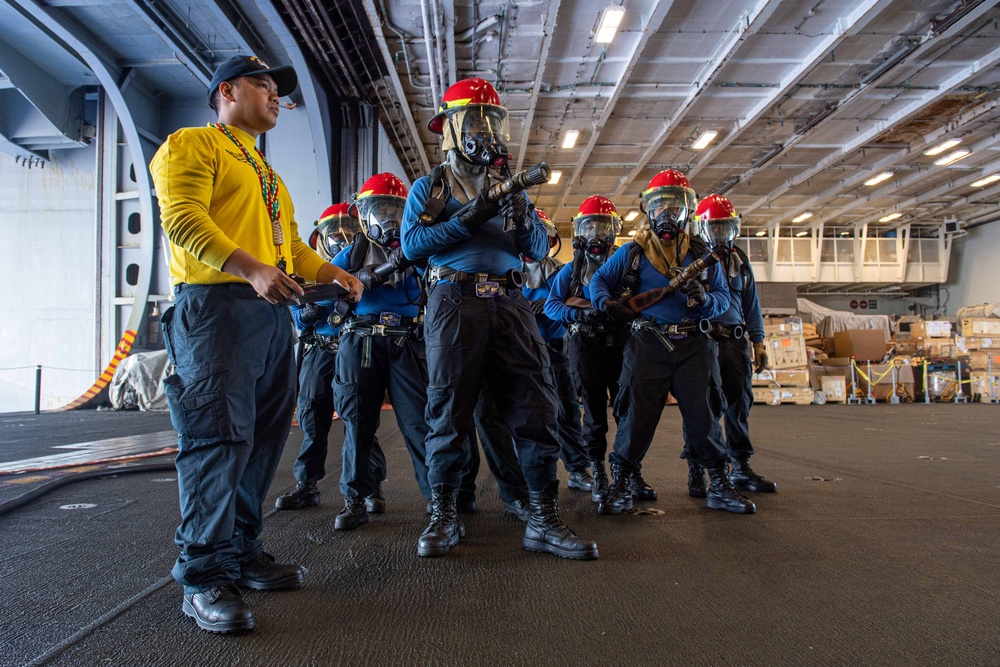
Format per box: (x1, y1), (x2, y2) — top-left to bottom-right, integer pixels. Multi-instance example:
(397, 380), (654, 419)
(572, 195), (622, 256)
(350, 173), (409, 249)
(310, 202), (358, 262)
(641, 169), (697, 240)
(694, 193), (740, 248)
(430, 78), (510, 168)
(428, 78), (503, 133)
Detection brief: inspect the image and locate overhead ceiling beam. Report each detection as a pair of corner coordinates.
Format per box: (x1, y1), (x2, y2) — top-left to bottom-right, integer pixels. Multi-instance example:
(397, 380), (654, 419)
(776, 97), (1000, 227)
(742, 41), (1000, 215)
(514, 0), (561, 172)
(610, 0), (784, 200)
(0, 35), (86, 147)
(118, 0), (213, 86)
(203, 0), (268, 57)
(554, 0), (675, 211)
(442, 0), (456, 87)
(687, 0), (895, 182)
(362, 0), (430, 173)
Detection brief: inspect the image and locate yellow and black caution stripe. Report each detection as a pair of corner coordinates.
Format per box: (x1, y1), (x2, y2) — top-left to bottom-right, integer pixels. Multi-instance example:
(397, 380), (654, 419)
(59, 330), (137, 411)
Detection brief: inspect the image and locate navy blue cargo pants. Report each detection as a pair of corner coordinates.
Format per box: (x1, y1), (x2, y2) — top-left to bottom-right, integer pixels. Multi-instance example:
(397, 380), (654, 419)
(568, 327), (627, 463)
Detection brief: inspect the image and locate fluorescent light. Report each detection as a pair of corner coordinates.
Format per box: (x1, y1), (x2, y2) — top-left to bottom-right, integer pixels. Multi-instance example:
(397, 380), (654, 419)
(879, 212), (902, 222)
(691, 130), (718, 150)
(795, 230), (809, 237)
(791, 212), (813, 223)
(595, 7), (625, 43)
(971, 173), (1000, 187)
(755, 230), (767, 237)
(934, 149), (971, 166)
(924, 138), (961, 156)
(627, 230), (637, 237)
(840, 231), (850, 236)
(864, 171), (893, 186)
(624, 210), (639, 221)
(548, 170), (562, 185)
(562, 130), (579, 149)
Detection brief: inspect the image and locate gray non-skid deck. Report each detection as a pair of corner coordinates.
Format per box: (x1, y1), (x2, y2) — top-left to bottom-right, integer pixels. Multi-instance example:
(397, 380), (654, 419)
(1, 404), (998, 666)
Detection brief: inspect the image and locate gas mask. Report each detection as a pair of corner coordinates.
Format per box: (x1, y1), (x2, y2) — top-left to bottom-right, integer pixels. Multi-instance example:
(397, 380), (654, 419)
(572, 214), (620, 259)
(357, 195), (405, 249)
(443, 106), (511, 169)
(642, 188), (696, 242)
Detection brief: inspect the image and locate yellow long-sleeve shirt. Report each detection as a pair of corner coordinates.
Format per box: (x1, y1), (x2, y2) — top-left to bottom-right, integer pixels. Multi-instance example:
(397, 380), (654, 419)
(150, 123), (326, 286)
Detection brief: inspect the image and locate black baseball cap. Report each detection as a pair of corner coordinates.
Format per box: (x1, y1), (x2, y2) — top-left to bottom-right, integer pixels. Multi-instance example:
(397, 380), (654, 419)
(208, 55), (298, 101)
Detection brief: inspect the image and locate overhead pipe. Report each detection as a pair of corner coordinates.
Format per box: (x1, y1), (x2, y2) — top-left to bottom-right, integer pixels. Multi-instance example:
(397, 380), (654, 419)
(420, 0), (440, 107)
(456, 14), (500, 41)
(430, 0), (448, 91)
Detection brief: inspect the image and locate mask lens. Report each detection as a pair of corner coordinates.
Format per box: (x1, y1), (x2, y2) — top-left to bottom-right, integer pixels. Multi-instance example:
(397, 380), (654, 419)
(360, 196), (404, 246)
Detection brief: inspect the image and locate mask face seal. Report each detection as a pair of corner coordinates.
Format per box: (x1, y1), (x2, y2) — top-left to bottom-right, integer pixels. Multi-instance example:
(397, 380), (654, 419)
(572, 214), (620, 256)
(445, 106), (511, 169)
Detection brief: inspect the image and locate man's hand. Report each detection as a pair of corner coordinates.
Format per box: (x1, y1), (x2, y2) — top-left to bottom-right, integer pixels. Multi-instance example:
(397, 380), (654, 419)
(221, 249), (305, 304)
(298, 303), (324, 325)
(457, 187), (499, 231)
(356, 265), (381, 291)
(500, 192), (529, 229)
(603, 298), (637, 322)
(753, 340), (769, 373)
(574, 307), (605, 324)
(529, 298), (547, 315)
(383, 247), (411, 273)
(680, 279), (707, 306)
(317, 263), (364, 303)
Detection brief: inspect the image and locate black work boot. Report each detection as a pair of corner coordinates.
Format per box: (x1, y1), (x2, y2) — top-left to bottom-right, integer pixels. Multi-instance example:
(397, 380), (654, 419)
(457, 488), (477, 513)
(334, 496), (369, 531)
(706, 462), (756, 514)
(365, 481), (386, 514)
(567, 468), (594, 492)
(597, 461), (633, 515)
(275, 481), (319, 510)
(523, 483), (599, 560)
(590, 460), (610, 503)
(503, 497), (530, 522)
(417, 485), (463, 557)
(687, 461), (707, 498)
(630, 469), (658, 501)
(182, 584), (254, 633)
(236, 552), (305, 590)
(730, 455), (777, 493)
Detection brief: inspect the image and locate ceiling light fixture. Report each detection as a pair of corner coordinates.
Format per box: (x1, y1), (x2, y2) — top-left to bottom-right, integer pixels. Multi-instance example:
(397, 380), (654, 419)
(840, 231), (851, 236)
(794, 230), (809, 237)
(595, 7), (626, 44)
(624, 210), (639, 221)
(562, 130), (579, 149)
(548, 170), (562, 185)
(971, 173), (1000, 187)
(791, 212), (813, 223)
(924, 138), (961, 156)
(755, 230), (767, 237)
(933, 149), (971, 166)
(691, 130), (718, 150)
(879, 212), (903, 222)
(627, 230), (637, 237)
(864, 171), (893, 186)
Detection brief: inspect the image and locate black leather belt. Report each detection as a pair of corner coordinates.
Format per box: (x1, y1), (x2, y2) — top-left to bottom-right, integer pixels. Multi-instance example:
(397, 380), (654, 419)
(427, 265), (524, 298)
(350, 313), (419, 327)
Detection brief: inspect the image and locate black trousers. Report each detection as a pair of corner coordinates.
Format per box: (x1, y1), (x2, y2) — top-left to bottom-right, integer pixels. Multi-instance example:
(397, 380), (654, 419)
(334, 330), (432, 500)
(423, 283), (561, 492)
(294, 344), (385, 485)
(471, 385), (530, 503)
(546, 338), (589, 471)
(568, 329), (627, 462)
(610, 330), (727, 470)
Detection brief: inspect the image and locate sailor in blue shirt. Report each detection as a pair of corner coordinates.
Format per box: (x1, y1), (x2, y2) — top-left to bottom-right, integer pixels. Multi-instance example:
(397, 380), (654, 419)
(685, 195), (777, 498)
(521, 210), (591, 492)
(400, 77), (597, 560)
(545, 196), (656, 506)
(275, 205), (387, 513)
(330, 173), (436, 531)
(590, 170), (756, 516)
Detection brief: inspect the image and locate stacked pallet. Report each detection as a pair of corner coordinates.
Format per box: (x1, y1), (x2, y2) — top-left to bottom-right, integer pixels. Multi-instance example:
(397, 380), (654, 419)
(752, 317), (813, 405)
(956, 318), (1000, 402)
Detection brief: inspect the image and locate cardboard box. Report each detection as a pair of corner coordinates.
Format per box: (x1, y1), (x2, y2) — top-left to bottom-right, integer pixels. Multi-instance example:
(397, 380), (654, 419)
(764, 316), (803, 336)
(833, 329), (888, 362)
(822, 375), (847, 403)
(916, 338), (957, 359)
(967, 351), (1000, 371)
(752, 368), (811, 387)
(955, 336), (996, 352)
(960, 318), (1000, 338)
(766, 333), (808, 369)
(911, 321), (952, 339)
(970, 372), (999, 401)
(753, 386), (814, 406)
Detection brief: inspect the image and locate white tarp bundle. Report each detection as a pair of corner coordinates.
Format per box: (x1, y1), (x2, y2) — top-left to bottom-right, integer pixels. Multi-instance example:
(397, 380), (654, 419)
(955, 303), (1000, 319)
(108, 350), (170, 411)
(796, 298), (892, 338)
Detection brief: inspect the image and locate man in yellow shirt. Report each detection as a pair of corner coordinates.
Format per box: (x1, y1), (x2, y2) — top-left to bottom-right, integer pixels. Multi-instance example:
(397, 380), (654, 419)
(151, 54), (362, 634)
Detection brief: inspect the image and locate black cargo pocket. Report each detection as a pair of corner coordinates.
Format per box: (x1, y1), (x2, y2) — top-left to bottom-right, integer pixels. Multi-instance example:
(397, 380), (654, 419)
(333, 380), (359, 424)
(161, 306), (176, 364)
(162, 362), (232, 443)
